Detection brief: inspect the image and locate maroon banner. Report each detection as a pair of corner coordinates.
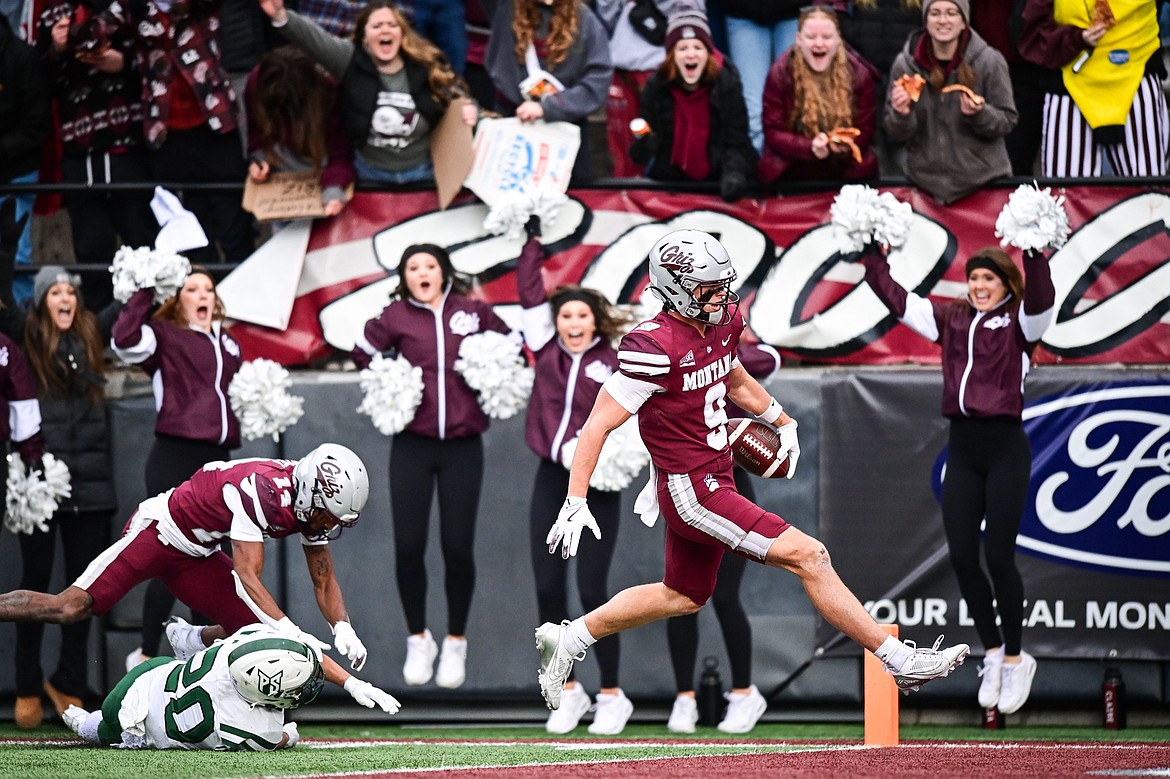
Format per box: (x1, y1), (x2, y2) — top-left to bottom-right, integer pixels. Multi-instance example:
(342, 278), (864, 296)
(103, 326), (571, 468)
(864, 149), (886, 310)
(229, 184), (1170, 367)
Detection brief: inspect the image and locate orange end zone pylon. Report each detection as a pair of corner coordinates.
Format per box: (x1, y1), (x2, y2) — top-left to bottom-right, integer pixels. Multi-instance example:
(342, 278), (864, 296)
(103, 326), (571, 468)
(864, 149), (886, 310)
(864, 623), (899, 746)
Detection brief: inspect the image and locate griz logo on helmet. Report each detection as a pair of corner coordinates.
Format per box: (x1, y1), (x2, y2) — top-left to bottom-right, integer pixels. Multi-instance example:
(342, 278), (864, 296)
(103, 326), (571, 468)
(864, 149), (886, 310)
(657, 243), (702, 274)
(317, 461), (344, 499)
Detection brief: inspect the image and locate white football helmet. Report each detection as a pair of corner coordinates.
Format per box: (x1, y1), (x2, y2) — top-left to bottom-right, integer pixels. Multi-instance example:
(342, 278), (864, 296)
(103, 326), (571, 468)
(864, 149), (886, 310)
(293, 443), (369, 539)
(647, 229), (740, 325)
(227, 631), (326, 710)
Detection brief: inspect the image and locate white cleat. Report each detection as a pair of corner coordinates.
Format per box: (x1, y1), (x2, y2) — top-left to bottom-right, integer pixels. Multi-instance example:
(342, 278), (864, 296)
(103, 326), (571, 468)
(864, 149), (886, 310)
(535, 621), (585, 711)
(164, 616), (206, 660)
(890, 636), (970, 694)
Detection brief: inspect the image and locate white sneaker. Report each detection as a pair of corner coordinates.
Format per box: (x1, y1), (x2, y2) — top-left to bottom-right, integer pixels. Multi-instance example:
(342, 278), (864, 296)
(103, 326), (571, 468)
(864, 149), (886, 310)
(718, 685), (767, 733)
(435, 636), (468, 689)
(998, 651), (1037, 714)
(125, 647), (150, 673)
(545, 683), (591, 734)
(667, 696), (698, 734)
(588, 690), (634, 735)
(164, 616), (206, 660)
(890, 636), (970, 694)
(977, 648), (1005, 708)
(403, 630), (438, 686)
(535, 621), (585, 710)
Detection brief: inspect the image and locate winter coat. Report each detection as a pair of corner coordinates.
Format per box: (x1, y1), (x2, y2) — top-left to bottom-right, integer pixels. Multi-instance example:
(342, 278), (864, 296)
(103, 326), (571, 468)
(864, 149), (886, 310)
(630, 62), (758, 191)
(883, 29), (1017, 204)
(0, 15), (51, 181)
(758, 47), (880, 183)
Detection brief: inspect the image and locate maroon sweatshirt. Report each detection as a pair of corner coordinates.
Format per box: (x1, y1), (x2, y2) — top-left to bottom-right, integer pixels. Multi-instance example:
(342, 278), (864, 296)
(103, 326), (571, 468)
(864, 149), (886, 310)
(112, 288), (242, 447)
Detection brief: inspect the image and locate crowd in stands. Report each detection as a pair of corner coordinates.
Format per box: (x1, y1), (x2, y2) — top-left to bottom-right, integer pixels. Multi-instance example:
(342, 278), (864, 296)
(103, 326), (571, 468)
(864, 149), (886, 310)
(2, 0), (1168, 286)
(0, 0), (1168, 737)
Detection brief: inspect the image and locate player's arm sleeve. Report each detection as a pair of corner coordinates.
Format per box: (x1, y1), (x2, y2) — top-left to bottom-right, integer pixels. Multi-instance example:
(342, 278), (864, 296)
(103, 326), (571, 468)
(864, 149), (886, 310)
(609, 328), (669, 413)
(224, 481), (267, 543)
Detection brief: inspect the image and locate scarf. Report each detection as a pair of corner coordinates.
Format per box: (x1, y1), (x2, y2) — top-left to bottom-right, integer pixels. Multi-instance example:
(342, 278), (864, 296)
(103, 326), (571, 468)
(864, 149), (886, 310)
(670, 84), (712, 181)
(912, 27), (971, 80)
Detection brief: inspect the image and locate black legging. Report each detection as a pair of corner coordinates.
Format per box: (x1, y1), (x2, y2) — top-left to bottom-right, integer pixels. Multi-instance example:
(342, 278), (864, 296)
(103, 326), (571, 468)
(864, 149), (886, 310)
(139, 435), (231, 655)
(15, 509), (110, 697)
(668, 469), (754, 692)
(528, 458), (623, 689)
(390, 431), (484, 637)
(941, 416), (1030, 656)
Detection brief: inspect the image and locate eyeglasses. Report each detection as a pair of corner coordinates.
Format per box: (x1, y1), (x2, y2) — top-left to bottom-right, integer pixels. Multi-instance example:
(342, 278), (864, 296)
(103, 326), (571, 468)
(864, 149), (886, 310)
(800, 4), (839, 17)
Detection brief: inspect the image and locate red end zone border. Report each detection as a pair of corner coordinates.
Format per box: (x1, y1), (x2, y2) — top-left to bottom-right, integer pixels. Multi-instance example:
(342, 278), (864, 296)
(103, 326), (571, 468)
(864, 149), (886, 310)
(285, 739), (1170, 778)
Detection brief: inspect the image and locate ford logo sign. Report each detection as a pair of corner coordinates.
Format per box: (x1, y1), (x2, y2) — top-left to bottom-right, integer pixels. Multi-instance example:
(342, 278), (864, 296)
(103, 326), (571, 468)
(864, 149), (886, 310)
(931, 381), (1170, 576)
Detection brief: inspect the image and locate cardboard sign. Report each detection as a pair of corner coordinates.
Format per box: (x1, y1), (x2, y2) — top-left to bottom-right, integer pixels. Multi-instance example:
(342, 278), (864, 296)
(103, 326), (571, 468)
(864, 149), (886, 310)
(242, 171), (351, 222)
(431, 98), (476, 211)
(464, 117), (580, 206)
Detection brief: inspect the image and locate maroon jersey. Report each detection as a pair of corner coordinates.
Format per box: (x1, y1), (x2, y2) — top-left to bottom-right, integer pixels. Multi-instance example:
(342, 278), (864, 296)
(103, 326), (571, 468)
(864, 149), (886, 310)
(353, 290), (516, 440)
(616, 309), (747, 474)
(0, 333), (44, 460)
(164, 458), (304, 552)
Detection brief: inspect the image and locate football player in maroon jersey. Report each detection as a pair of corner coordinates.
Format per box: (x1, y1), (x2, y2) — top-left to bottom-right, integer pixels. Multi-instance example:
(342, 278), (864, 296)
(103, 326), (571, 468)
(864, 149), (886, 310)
(535, 229), (971, 712)
(0, 444), (400, 715)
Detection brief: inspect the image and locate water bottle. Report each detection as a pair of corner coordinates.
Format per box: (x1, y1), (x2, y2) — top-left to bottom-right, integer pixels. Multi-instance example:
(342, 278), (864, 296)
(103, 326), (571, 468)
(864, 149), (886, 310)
(697, 656), (724, 727)
(1102, 667), (1127, 730)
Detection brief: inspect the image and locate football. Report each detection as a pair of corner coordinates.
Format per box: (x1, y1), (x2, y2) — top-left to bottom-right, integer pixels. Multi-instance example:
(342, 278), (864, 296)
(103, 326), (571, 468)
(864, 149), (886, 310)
(727, 418), (790, 478)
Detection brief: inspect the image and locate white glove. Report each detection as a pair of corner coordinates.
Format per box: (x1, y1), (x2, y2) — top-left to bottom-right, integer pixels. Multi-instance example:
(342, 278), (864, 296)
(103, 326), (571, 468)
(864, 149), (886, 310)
(343, 677), (401, 714)
(332, 621), (368, 671)
(777, 419), (800, 480)
(546, 496), (601, 559)
(275, 616), (331, 659)
(281, 721), (300, 749)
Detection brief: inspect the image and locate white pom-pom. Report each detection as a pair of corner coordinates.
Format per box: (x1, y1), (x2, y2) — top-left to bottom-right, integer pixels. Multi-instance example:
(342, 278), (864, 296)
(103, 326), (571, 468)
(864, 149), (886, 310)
(994, 183), (1070, 252)
(357, 354), (425, 436)
(560, 416), (650, 492)
(454, 331), (533, 420)
(830, 185), (913, 253)
(110, 245), (192, 304)
(5, 453), (72, 535)
(483, 186), (568, 240)
(228, 359), (305, 441)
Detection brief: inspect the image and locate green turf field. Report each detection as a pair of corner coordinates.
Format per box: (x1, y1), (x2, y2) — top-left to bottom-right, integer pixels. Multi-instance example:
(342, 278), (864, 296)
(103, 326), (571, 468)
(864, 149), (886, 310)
(1, 721), (1166, 779)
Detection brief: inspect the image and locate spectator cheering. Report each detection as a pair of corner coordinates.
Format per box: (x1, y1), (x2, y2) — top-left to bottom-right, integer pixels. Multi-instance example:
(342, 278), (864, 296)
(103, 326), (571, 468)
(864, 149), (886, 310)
(758, 5), (880, 184)
(629, 4), (757, 201)
(261, 0), (476, 185)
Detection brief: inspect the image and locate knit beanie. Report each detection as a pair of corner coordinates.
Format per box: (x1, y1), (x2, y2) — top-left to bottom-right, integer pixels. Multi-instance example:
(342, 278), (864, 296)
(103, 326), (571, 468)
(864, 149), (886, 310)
(664, 1), (714, 54)
(33, 266), (82, 308)
(922, 0), (969, 23)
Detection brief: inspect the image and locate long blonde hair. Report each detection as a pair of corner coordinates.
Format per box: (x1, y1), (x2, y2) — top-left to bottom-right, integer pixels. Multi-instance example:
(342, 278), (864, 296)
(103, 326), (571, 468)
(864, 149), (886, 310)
(512, 0), (578, 71)
(789, 7), (854, 137)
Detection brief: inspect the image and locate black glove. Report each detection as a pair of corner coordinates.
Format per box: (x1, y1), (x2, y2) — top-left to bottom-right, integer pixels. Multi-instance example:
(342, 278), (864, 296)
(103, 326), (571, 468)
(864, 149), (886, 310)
(720, 172), (747, 202)
(524, 215), (542, 238)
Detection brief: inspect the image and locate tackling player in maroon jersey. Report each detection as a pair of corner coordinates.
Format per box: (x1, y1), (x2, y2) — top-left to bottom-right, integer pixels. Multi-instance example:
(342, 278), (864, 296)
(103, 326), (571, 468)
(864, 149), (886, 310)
(535, 229), (971, 711)
(0, 443), (400, 714)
